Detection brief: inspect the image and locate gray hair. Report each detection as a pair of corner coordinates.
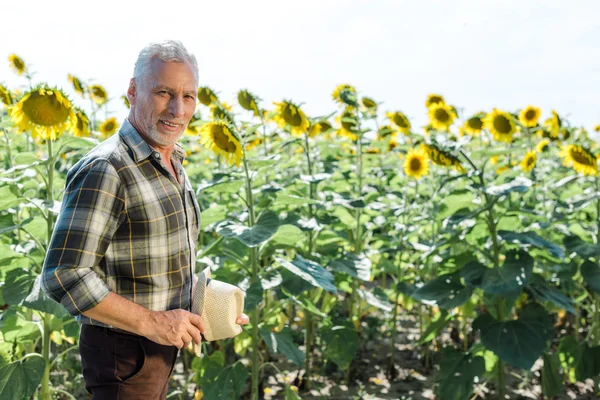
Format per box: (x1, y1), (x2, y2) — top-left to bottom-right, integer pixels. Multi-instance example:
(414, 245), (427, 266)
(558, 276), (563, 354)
(132, 40), (199, 88)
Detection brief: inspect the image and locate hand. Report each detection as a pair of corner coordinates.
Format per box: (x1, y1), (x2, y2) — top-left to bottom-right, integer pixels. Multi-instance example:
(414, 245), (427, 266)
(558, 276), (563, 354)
(142, 309), (205, 349)
(236, 313), (250, 325)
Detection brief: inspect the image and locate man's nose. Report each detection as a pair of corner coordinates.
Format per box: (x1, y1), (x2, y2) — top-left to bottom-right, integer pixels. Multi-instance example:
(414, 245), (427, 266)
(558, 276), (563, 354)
(169, 96), (185, 118)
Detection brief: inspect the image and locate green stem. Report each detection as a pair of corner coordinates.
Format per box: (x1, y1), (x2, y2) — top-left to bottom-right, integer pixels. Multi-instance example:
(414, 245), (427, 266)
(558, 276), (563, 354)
(39, 314), (51, 400)
(46, 139), (54, 247)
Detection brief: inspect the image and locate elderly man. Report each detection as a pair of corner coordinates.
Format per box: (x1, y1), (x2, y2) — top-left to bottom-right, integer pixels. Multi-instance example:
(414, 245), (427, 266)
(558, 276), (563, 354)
(42, 40), (248, 399)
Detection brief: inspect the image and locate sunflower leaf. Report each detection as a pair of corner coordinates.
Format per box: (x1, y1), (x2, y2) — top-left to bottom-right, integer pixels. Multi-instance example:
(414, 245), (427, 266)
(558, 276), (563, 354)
(0, 354), (45, 400)
(322, 326), (358, 371)
(437, 347), (486, 400)
(275, 255), (336, 293)
(527, 274), (576, 314)
(563, 235), (600, 259)
(580, 260), (600, 294)
(215, 211), (279, 247)
(260, 327), (304, 366)
(328, 253), (371, 281)
(485, 177), (532, 196)
(481, 250), (533, 295)
(499, 230), (564, 259)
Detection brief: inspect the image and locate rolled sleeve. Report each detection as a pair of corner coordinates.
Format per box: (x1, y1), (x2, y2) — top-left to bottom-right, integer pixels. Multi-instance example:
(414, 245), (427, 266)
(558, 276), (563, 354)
(42, 158), (125, 316)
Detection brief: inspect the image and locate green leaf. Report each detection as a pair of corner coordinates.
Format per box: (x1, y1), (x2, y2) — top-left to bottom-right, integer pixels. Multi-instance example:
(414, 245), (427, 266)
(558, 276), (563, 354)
(499, 230), (564, 259)
(284, 384), (302, 400)
(580, 260), (600, 294)
(473, 304), (553, 370)
(269, 224), (304, 247)
(200, 179), (244, 194)
(0, 354), (46, 400)
(411, 273), (473, 309)
(557, 336), (598, 382)
(2, 268), (35, 305)
(216, 210), (279, 247)
(0, 186), (21, 211)
(417, 310), (452, 346)
(203, 362), (249, 400)
(322, 326), (358, 371)
(437, 347), (486, 400)
(200, 205), (227, 228)
(459, 261), (486, 287)
(527, 275), (576, 314)
(1, 314), (40, 342)
(244, 281), (263, 312)
(276, 255), (336, 293)
(274, 193), (319, 206)
(563, 235), (600, 258)
(328, 253), (371, 281)
(12, 152), (40, 165)
(357, 287), (391, 312)
(485, 177), (532, 196)
(22, 276), (69, 318)
(259, 327), (305, 366)
(542, 352), (563, 398)
(481, 250), (533, 295)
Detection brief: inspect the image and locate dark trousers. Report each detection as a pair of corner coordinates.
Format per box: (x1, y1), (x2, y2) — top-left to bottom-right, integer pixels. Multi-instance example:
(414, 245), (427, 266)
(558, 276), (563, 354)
(79, 324), (178, 400)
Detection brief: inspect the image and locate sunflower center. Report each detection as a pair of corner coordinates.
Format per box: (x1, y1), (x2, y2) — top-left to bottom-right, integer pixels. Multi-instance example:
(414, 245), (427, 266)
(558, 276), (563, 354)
(468, 117), (483, 130)
(282, 104), (303, 127)
(570, 148), (594, 166)
(212, 125), (236, 153)
(22, 91), (71, 126)
(76, 115), (85, 131)
(12, 57), (25, 72)
(410, 157), (422, 171)
(525, 109), (537, 121)
(434, 108), (450, 123)
(493, 115), (512, 134)
(394, 114), (409, 128)
(526, 156), (535, 166)
(104, 121), (115, 132)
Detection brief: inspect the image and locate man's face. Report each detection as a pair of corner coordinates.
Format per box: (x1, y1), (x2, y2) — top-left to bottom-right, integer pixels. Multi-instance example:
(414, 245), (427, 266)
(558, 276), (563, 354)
(128, 58), (197, 147)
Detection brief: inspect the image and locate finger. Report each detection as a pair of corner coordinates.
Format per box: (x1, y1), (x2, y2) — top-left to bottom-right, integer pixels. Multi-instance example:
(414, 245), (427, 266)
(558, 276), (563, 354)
(189, 313), (206, 333)
(180, 332), (192, 348)
(188, 325), (203, 345)
(236, 314), (249, 325)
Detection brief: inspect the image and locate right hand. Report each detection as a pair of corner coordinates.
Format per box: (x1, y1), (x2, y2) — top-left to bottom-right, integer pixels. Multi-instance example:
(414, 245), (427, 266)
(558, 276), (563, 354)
(141, 309), (205, 349)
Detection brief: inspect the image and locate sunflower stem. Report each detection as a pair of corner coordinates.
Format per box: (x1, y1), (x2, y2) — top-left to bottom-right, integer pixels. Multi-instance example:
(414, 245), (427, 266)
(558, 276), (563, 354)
(39, 313), (52, 400)
(46, 139), (55, 248)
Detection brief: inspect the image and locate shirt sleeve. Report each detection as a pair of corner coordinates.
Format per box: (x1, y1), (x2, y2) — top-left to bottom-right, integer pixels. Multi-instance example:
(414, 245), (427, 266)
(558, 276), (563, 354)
(41, 158), (125, 316)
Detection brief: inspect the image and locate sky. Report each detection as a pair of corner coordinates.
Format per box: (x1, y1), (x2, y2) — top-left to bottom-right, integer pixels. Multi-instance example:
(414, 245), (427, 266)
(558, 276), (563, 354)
(2, 0), (600, 138)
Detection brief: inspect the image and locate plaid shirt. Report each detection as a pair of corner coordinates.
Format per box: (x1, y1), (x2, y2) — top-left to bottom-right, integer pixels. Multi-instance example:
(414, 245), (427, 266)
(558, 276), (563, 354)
(42, 119), (201, 328)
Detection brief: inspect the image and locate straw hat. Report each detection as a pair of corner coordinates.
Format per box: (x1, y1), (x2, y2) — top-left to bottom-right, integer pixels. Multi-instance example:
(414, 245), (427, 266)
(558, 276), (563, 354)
(191, 267), (244, 356)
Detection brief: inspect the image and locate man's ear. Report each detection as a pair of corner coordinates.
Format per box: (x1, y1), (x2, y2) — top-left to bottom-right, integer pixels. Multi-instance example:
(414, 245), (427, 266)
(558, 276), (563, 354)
(127, 78), (136, 106)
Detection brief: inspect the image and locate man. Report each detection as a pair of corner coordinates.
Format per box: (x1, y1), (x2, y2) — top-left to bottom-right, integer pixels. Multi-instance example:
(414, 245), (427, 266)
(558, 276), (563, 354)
(42, 40), (248, 399)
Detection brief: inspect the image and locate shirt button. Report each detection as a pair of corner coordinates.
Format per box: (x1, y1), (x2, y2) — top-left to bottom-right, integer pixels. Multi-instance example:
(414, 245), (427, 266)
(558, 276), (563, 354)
(154, 152), (160, 159)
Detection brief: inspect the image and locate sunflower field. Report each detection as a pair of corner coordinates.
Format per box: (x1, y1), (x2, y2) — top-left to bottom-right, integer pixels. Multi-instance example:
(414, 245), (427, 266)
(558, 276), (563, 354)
(1, 53), (600, 400)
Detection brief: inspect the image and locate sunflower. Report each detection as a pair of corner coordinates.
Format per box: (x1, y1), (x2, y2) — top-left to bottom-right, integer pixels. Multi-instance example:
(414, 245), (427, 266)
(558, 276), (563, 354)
(238, 89), (260, 116)
(8, 54), (26, 75)
(185, 113), (202, 135)
(386, 111), (411, 134)
(520, 150), (536, 172)
(420, 143), (465, 173)
(246, 137), (263, 150)
(122, 95), (130, 109)
(199, 121), (242, 166)
(99, 117), (119, 139)
(483, 109), (516, 142)
(71, 108), (91, 137)
(9, 86), (76, 141)
(377, 125), (397, 139)
(519, 105), (541, 128)
(68, 74), (86, 96)
(332, 84), (358, 107)
(388, 139), (398, 151)
(404, 148), (429, 179)
(594, 124), (600, 132)
(559, 145), (598, 176)
(273, 100), (310, 135)
(428, 102), (456, 131)
(0, 84), (13, 106)
(542, 110), (561, 139)
(198, 86), (218, 106)
(309, 121), (333, 137)
(210, 101), (235, 125)
(425, 94), (445, 108)
(490, 155), (500, 165)
(336, 106), (359, 140)
(463, 112), (485, 135)
(536, 139), (550, 153)
(361, 96), (378, 114)
(89, 84), (108, 105)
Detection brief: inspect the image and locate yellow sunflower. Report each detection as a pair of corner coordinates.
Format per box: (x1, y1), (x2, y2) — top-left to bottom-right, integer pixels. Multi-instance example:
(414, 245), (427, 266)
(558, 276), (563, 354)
(273, 100), (310, 135)
(99, 117), (119, 139)
(388, 139), (399, 151)
(483, 109), (516, 142)
(210, 101), (235, 125)
(0, 84), (13, 106)
(542, 110), (561, 139)
(536, 139), (550, 153)
(198, 86), (218, 106)
(594, 124), (600, 132)
(332, 84), (358, 107)
(309, 121), (333, 137)
(520, 150), (536, 172)
(89, 84), (108, 106)
(8, 54), (27, 75)
(404, 148), (429, 179)
(425, 94), (445, 108)
(428, 102), (457, 131)
(420, 143), (465, 173)
(199, 121), (242, 166)
(185, 113), (202, 135)
(519, 105), (541, 128)
(559, 145), (598, 176)
(9, 86), (76, 141)
(361, 96), (378, 114)
(463, 112), (485, 136)
(246, 137), (263, 150)
(68, 74), (86, 96)
(238, 89), (260, 116)
(71, 108), (91, 137)
(386, 111), (411, 134)
(377, 125), (397, 139)
(336, 106), (359, 140)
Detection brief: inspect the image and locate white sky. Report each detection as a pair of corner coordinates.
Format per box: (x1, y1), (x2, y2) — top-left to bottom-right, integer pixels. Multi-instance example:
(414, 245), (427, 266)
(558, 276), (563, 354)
(2, 0), (600, 138)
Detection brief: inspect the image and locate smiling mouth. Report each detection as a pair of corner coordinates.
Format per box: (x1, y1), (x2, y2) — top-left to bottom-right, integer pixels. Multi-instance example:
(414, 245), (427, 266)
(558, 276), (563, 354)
(160, 119), (183, 128)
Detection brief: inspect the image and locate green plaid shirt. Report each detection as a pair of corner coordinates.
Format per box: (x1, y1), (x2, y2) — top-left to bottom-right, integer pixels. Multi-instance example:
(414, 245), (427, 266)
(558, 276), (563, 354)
(42, 119), (201, 328)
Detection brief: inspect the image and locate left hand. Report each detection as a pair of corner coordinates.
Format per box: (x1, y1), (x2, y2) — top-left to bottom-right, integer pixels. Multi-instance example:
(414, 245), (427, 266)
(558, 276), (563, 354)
(236, 313), (250, 325)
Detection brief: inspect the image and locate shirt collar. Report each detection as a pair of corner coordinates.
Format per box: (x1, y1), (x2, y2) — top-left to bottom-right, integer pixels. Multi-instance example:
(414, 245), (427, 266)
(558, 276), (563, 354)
(119, 119), (186, 164)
